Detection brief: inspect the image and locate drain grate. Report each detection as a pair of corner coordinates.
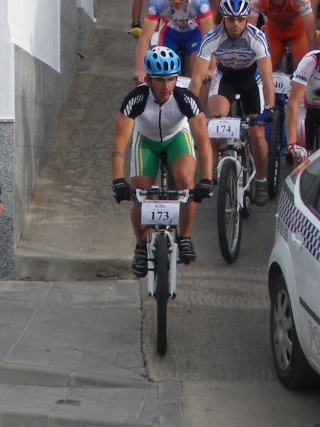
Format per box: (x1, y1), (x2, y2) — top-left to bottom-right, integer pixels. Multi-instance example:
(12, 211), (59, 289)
(55, 399), (81, 406)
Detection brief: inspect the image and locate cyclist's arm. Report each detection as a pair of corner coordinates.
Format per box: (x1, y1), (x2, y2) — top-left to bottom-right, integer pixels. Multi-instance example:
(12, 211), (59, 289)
(111, 113), (135, 180)
(285, 81), (306, 146)
(209, 0), (222, 25)
(302, 12), (318, 50)
(257, 56), (275, 108)
(246, 14), (259, 26)
(132, 0), (144, 24)
(134, 17), (159, 84)
(189, 112), (213, 180)
(189, 56), (216, 96)
(199, 14), (215, 36)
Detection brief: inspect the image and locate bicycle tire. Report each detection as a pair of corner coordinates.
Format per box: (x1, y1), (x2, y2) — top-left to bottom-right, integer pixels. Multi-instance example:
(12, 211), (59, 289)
(217, 159), (243, 263)
(155, 233), (169, 355)
(241, 131), (254, 219)
(267, 109), (282, 199)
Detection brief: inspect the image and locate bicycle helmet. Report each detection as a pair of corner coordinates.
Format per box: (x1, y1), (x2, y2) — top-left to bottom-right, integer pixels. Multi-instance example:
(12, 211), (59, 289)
(144, 46), (181, 76)
(219, 0), (251, 17)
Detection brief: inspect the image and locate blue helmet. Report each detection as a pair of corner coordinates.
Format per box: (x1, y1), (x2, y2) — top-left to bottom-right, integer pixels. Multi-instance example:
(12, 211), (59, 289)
(219, 0), (251, 17)
(144, 47), (181, 76)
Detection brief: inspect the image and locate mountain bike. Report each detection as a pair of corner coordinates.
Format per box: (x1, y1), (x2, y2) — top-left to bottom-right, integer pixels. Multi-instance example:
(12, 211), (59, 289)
(208, 111), (257, 263)
(132, 156), (193, 356)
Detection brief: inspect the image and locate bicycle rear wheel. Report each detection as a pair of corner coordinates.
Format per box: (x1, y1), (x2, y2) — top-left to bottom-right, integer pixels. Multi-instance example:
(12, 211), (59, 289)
(154, 233), (169, 355)
(217, 159), (242, 263)
(267, 109), (282, 199)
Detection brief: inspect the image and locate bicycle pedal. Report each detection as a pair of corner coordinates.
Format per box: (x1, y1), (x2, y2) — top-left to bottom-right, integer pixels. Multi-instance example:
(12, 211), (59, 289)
(244, 190), (254, 203)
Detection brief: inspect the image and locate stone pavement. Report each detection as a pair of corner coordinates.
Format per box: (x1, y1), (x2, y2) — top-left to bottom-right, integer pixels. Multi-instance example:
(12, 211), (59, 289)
(1, 1), (183, 426)
(0, 280), (182, 426)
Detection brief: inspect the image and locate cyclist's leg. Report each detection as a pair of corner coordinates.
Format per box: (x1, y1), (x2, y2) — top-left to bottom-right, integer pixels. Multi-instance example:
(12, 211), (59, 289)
(305, 108), (320, 151)
(265, 25), (286, 71)
(130, 132), (159, 247)
(242, 79), (268, 205)
(167, 131), (197, 262)
(158, 25), (180, 56)
(208, 72), (233, 180)
(288, 28), (308, 71)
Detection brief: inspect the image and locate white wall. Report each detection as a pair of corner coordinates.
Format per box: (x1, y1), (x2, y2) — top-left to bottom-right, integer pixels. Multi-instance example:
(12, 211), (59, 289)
(8, 0), (61, 72)
(77, 0), (95, 21)
(0, 0), (15, 119)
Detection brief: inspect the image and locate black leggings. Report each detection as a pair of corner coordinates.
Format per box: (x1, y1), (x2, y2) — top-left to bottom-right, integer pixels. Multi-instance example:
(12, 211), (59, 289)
(305, 108), (320, 151)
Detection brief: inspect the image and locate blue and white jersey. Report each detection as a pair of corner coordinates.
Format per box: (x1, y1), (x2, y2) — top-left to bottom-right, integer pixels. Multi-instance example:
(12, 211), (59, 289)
(198, 23), (270, 72)
(147, 0), (212, 32)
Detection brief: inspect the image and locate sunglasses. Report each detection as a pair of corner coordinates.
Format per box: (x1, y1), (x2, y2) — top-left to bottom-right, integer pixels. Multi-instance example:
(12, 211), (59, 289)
(224, 16), (246, 22)
(149, 76), (178, 83)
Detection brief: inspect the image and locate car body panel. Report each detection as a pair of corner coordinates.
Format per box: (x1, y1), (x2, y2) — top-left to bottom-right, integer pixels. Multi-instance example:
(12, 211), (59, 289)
(268, 150), (320, 378)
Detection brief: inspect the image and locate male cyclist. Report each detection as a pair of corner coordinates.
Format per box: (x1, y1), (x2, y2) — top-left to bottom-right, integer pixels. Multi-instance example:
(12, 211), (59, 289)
(130, 0), (221, 38)
(189, 0), (275, 206)
(134, 0), (215, 85)
(111, 47), (213, 278)
(285, 50), (320, 165)
(247, 0), (317, 71)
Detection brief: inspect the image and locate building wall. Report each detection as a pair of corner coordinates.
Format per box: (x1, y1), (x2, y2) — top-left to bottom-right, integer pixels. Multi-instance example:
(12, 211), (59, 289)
(0, 0), (95, 279)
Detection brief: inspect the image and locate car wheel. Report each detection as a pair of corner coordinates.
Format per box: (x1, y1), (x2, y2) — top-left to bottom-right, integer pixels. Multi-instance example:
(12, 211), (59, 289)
(270, 274), (320, 389)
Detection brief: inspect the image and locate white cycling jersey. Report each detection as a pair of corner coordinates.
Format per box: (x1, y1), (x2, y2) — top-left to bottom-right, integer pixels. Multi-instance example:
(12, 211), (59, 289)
(292, 50), (320, 109)
(119, 84), (202, 142)
(198, 23), (270, 74)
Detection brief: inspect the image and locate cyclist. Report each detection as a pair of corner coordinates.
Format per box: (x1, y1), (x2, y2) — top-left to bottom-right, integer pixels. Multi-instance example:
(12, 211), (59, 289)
(247, 0), (318, 71)
(111, 47), (213, 278)
(130, 0), (220, 39)
(134, 0), (215, 85)
(285, 50), (320, 166)
(189, 0), (275, 206)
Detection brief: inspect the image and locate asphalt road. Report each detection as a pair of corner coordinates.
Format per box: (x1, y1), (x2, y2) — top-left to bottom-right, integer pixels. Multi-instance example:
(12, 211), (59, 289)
(140, 160), (320, 427)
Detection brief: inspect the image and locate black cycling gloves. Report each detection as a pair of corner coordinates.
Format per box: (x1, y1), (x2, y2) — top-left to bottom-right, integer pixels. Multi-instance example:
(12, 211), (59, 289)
(112, 178), (131, 203)
(193, 179), (213, 203)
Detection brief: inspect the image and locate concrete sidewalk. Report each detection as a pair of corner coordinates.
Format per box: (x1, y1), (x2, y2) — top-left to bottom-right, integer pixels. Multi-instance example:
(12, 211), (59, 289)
(14, 0), (141, 282)
(0, 280), (182, 426)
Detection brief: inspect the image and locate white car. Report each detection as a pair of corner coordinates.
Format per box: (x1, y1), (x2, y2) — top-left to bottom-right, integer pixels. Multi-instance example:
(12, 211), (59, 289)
(268, 149), (320, 389)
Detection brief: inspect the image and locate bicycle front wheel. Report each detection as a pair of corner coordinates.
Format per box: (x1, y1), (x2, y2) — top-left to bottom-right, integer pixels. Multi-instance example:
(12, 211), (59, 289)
(217, 159), (242, 263)
(154, 233), (169, 355)
(267, 109), (282, 199)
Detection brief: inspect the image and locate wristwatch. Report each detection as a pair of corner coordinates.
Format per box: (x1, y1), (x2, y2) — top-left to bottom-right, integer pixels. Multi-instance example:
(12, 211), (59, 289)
(264, 104), (274, 111)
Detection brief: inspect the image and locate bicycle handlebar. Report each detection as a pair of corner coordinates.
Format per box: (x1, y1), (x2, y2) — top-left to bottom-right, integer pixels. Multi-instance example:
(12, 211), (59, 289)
(132, 187), (193, 203)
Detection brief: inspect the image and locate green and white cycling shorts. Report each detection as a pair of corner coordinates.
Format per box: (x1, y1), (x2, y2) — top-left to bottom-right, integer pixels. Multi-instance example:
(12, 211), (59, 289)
(130, 128), (196, 179)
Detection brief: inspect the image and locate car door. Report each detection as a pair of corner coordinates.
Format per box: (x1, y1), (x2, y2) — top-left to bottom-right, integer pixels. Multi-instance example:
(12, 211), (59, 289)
(290, 156), (320, 369)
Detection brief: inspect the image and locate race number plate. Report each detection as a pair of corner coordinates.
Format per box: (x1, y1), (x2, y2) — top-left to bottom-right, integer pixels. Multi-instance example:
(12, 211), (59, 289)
(273, 72), (291, 95)
(208, 117), (241, 139)
(141, 200), (180, 225)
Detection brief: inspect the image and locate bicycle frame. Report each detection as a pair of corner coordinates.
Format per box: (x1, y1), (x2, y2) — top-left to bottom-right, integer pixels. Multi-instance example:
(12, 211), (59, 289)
(217, 139), (256, 211)
(208, 115), (256, 211)
(134, 187), (191, 299)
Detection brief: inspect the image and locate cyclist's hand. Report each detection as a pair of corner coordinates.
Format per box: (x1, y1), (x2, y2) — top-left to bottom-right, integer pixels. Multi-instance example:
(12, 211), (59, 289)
(112, 178), (131, 203)
(133, 70), (146, 86)
(255, 109), (273, 124)
(129, 22), (142, 38)
(287, 143), (308, 160)
(193, 179), (213, 203)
